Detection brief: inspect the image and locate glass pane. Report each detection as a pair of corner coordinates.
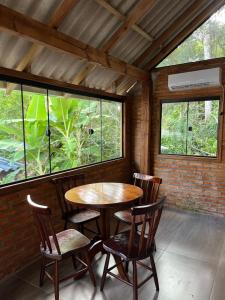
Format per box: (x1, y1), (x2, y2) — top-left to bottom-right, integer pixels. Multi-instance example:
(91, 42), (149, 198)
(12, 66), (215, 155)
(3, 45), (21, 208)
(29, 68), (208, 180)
(82, 99), (101, 165)
(49, 92), (101, 172)
(161, 102), (187, 155)
(0, 82), (25, 185)
(158, 5), (225, 67)
(23, 86), (50, 178)
(187, 99), (219, 156)
(102, 101), (122, 160)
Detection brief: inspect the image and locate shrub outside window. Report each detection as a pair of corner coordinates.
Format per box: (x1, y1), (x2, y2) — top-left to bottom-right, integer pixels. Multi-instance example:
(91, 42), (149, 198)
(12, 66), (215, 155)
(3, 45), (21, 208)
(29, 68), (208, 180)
(0, 81), (123, 186)
(160, 97), (220, 157)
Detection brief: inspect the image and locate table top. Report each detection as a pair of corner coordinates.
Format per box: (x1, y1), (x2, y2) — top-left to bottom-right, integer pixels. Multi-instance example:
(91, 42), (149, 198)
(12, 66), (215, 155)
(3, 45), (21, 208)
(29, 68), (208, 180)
(65, 182), (143, 209)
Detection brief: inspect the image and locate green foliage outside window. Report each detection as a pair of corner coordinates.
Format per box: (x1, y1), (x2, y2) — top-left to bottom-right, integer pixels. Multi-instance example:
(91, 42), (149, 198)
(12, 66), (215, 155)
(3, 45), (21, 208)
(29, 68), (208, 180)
(160, 98), (220, 157)
(0, 83), (122, 186)
(158, 6), (225, 67)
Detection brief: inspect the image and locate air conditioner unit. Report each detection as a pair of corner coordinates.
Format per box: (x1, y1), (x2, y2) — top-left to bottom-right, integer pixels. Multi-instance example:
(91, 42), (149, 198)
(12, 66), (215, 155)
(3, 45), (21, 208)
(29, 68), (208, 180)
(168, 68), (221, 91)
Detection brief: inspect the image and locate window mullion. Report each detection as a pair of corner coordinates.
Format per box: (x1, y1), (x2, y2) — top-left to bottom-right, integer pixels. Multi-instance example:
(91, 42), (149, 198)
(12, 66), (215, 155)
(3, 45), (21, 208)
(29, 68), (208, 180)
(100, 99), (103, 162)
(20, 84), (27, 179)
(46, 89), (51, 174)
(186, 101), (189, 155)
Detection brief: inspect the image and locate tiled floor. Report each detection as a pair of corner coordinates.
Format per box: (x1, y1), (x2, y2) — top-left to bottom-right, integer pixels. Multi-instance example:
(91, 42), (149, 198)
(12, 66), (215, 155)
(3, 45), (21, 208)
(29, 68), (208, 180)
(0, 208), (225, 300)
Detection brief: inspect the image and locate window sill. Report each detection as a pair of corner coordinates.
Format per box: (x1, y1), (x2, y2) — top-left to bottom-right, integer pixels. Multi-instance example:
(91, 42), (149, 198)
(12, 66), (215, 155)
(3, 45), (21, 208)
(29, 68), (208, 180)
(157, 153), (221, 163)
(0, 157), (128, 195)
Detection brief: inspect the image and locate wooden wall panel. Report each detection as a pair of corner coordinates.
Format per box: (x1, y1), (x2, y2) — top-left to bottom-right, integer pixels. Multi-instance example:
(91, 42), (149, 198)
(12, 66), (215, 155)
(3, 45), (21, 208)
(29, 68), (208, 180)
(151, 58), (225, 217)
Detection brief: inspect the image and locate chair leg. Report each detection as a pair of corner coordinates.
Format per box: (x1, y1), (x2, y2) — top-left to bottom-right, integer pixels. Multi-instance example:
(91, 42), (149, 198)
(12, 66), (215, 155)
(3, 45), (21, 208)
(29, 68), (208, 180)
(71, 254), (77, 269)
(54, 260), (59, 300)
(150, 253), (159, 291)
(85, 251), (96, 287)
(96, 219), (101, 235)
(153, 239), (157, 252)
(80, 224), (84, 234)
(132, 260), (138, 300)
(64, 220), (68, 230)
(100, 253), (110, 291)
(125, 261), (129, 273)
(39, 255), (45, 287)
(114, 220), (120, 234)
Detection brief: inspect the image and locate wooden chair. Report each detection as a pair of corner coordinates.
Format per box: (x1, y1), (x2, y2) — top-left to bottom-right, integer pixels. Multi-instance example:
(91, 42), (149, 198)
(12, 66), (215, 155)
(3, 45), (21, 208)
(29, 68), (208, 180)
(114, 173), (162, 233)
(27, 195), (96, 300)
(52, 174), (100, 234)
(101, 197), (165, 300)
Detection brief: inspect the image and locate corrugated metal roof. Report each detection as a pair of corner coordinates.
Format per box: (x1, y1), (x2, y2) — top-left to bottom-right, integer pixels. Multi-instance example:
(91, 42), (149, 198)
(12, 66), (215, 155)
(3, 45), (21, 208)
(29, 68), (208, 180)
(0, 0), (218, 95)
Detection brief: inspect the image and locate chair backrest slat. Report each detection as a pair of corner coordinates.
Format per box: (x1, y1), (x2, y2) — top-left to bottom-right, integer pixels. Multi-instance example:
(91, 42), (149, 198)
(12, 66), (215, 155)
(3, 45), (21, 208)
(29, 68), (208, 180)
(52, 174), (85, 218)
(26, 195), (61, 255)
(133, 173), (162, 205)
(129, 197), (165, 256)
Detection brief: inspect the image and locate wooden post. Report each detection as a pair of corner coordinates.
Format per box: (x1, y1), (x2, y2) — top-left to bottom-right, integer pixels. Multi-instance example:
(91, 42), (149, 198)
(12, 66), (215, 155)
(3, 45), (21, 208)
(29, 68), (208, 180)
(139, 81), (151, 174)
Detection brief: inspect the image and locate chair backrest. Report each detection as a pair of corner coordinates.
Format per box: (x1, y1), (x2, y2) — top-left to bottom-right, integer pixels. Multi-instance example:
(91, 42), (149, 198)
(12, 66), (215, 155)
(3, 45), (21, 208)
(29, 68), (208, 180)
(52, 174), (85, 218)
(128, 197), (165, 257)
(27, 195), (61, 255)
(133, 173), (162, 204)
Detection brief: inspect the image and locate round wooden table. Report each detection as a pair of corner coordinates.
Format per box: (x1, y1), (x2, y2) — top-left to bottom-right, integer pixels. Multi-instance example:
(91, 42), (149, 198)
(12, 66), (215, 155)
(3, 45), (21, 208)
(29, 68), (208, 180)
(65, 182), (143, 240)
(65, 182), (143, 280)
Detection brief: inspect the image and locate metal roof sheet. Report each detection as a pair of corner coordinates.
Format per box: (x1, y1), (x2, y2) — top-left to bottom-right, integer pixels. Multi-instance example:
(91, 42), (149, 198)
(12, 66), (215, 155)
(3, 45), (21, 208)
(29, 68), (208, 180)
(0, 0), (218, 95)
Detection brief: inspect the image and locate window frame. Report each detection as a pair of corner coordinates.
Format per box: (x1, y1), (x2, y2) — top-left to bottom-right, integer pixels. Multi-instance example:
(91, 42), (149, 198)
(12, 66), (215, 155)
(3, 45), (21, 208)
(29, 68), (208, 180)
(0, 75), (125, 188)
(159, 96), (222, 160)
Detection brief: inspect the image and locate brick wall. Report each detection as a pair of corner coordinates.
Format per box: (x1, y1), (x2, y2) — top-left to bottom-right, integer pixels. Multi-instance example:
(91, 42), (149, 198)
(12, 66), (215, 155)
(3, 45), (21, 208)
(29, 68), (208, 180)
(151, 58), (225, 217)
(0, 158), (131, 280)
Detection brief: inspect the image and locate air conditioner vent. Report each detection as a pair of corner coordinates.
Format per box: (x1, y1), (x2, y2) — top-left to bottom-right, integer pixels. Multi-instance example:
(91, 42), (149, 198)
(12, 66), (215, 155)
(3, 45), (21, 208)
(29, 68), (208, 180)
(168, 68), (221, 91)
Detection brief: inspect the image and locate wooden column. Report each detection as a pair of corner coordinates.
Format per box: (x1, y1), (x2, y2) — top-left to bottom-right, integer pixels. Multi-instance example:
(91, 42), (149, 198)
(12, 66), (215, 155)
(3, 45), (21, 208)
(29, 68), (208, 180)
(131, 80), (151, 175)
(139, 81), (151, 174)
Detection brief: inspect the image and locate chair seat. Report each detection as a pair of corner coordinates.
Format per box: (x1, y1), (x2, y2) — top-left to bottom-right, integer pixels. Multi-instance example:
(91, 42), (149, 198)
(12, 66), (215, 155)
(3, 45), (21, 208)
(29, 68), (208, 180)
(67, 209), (100, 224)
(41, 229), (90, 257)
(114, 209), (145, 225)
(103, 231), (152, 260)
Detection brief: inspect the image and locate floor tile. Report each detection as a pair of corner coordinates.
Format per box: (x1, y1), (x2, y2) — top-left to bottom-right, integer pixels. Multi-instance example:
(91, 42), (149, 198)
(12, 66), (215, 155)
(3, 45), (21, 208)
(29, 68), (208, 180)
(0, 276), (49, 300)
(140, 251), (216, 300)
(166, 213), (225, 264)
(209, 239), (225, 300)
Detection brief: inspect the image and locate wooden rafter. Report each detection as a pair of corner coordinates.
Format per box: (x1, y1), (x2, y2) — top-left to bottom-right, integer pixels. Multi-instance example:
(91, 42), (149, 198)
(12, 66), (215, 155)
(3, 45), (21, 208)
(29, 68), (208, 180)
(134, 0), (210, 66)
(101, 0), (155, 53)
(0, 4), (148, 81)
(70, 0), (154, 88)
(71, 63), (97, 85)
(145, 0), (225, 70)
(95, 0), (153, 42)
(6, 0), (79, 94)
(118, 79), (137, 95)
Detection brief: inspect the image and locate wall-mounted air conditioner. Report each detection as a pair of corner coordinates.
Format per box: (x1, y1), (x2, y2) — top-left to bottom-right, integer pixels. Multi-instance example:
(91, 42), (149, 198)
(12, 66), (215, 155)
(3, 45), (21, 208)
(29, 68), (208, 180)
(168, 68), (221, 91)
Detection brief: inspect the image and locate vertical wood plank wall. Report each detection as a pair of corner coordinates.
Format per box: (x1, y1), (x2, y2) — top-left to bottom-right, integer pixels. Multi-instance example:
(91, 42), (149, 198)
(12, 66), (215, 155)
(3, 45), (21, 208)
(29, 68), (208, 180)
(151, 58), (225, 217)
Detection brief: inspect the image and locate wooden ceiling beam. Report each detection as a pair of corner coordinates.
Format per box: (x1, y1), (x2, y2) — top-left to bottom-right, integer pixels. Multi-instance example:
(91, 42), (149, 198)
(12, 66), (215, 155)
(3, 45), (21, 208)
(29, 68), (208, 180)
(0, 67), (125, 100)
(6, 0), (79, 94)
(145, 0), (225, 70)
(101, 0), (155, 52)
(95, 0), (153, 42)
(0, 4), (148, 82)
(134, 0), (208, 66)
(70, 0), (154, 88)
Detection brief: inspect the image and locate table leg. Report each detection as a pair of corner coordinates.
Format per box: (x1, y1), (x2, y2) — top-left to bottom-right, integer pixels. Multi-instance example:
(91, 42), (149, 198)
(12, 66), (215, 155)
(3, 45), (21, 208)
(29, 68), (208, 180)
(88, 208), (129, 282)
(100, 208), (110, 240)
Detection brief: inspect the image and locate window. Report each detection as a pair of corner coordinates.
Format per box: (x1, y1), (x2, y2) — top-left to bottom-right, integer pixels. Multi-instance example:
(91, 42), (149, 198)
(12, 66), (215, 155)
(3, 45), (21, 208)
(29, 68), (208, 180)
(157, 5), (225, 68)
(160, 97), (220, 157)
(0, 80), (123, 186)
